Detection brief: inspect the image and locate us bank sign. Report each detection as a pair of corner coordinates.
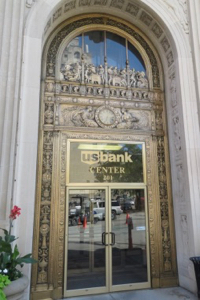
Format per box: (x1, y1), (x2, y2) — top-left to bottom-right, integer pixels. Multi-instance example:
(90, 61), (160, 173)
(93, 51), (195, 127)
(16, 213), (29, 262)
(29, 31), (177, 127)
(69, 141), (144, 183)
(81, 151), (134, 164)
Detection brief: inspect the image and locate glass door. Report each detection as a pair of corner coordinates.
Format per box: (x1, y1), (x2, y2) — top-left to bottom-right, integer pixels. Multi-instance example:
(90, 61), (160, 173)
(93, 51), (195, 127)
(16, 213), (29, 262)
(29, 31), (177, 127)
(65, 186), (150, 297)
(109, 187), (150, 291)
(64, 188), (109, 297)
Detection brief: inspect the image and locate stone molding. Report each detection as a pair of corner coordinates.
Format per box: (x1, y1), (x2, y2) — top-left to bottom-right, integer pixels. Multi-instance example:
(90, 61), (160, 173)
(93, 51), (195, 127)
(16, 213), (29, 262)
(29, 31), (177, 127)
(26, 0), (36, 8)
(42, 2), (176, 73)
(156, 0), (189, 33)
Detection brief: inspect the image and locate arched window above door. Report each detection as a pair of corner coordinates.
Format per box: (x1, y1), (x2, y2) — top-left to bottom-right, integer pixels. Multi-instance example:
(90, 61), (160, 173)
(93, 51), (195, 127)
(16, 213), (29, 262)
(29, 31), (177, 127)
(60, 30), (148, 89)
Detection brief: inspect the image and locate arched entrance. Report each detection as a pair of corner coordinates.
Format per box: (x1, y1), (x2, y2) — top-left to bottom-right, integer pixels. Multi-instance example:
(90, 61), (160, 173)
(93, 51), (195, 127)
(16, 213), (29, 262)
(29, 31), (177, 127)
(31, 14), (178, 299)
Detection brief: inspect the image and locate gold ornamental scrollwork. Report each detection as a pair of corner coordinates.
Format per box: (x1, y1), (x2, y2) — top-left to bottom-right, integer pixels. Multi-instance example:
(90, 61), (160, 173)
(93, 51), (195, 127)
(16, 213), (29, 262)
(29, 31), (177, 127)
(157, 136), (172, 273)
(37, 131), (53, 284)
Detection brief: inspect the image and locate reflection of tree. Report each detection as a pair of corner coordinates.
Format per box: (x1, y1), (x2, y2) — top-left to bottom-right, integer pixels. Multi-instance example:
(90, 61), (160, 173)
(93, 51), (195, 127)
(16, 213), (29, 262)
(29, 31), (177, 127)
(93, 144), (143, 183)
(112, 189), (145, 211)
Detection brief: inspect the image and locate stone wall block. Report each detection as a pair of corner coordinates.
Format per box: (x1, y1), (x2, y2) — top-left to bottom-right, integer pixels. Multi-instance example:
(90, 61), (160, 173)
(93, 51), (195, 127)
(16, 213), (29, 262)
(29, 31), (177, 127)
(0, 0), (25, 222)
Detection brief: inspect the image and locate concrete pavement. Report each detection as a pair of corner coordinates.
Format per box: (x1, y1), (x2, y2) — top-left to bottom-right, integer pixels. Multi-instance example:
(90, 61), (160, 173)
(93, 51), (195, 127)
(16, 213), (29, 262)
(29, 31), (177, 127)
(63, 287), (198, 300)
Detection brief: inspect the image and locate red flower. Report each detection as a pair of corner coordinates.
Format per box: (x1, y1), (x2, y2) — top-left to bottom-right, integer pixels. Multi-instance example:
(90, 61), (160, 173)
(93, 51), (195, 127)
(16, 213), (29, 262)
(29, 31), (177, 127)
(9, 206), (21, 220)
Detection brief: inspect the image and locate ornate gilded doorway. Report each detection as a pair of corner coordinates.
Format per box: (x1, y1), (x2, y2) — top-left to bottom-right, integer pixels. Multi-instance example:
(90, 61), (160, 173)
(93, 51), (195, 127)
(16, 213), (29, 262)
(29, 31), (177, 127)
(31, 15), (178, 300)
(64, 141), (150, 297)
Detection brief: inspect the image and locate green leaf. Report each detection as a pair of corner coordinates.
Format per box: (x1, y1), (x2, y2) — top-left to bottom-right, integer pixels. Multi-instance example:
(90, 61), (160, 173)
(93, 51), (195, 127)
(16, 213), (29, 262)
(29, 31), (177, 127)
(0, 229), (8, 236)
(0, 240), (12, 253)
(17, 256), (37, 264)
(0, 274), (11, 290)
(5, 235), (17, 243)
(2, 253), (11, 265)
(12, 245), (20, 260)
(0, 290), (7, 300)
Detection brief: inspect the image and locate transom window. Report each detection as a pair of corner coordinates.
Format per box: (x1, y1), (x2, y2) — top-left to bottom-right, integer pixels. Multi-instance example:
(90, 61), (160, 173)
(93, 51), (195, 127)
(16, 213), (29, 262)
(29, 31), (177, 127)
(60, 30), (148, 88)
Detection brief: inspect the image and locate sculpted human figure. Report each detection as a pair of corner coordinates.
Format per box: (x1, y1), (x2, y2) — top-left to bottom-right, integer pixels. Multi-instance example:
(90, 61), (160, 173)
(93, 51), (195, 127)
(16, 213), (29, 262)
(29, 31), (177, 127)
(117, 109), (138, 129)
(98, 64), (105, 84)
(44, 105), (54, 124)
(120, 68), (127, 86)
(80, 107), (98, 127)
(62, 62), (81, 81)
(108, 66), (114, 85)
(136, 71), (148, 88)
(129, 68), (136, 87)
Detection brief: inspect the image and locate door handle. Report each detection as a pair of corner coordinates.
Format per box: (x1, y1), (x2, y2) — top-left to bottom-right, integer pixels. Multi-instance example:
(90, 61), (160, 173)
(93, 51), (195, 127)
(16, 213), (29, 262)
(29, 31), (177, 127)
(110, 232), (115, 246)
(102, 232), (108, 246)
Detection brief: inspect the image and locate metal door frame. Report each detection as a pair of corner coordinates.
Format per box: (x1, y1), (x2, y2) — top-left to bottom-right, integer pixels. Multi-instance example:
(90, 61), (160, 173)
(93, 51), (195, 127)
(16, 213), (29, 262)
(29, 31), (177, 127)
(64, 185), (150, 297)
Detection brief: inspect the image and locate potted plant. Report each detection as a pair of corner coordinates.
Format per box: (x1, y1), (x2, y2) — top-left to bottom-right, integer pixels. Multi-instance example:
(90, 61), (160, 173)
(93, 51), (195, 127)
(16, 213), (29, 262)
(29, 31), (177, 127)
(190, 256), (200, 299)
(0, 274), (10, 300)
(0, 206), (37, 300)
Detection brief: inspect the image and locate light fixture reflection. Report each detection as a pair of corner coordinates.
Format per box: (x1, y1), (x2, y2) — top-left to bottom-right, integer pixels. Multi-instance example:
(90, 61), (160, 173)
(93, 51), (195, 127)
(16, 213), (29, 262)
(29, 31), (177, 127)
(77, 144), (123, 150)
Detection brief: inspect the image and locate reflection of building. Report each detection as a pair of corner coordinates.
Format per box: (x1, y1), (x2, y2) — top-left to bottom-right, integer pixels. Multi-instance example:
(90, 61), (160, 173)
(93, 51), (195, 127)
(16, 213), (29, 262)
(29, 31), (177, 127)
(61, 37), (92, 65)
(1, 1), (200, 299)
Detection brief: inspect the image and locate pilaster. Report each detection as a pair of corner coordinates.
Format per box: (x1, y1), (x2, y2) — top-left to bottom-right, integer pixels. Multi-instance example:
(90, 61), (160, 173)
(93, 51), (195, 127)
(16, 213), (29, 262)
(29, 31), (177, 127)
(0, 0), (25, 225)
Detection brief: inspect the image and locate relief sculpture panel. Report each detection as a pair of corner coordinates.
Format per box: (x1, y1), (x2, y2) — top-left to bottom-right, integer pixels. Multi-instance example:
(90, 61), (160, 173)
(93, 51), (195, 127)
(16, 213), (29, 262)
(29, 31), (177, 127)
(60, 62), (149, 88)
(59, 105), (151, 130)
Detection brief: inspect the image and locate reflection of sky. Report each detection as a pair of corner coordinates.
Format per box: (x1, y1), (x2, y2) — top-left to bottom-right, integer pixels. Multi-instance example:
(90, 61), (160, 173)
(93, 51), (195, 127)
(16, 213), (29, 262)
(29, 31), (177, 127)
(128, 42), (145, 72)
(84, 32), (104, 66)
(106, 32), (126, 69)
(78, 31), (146, 72)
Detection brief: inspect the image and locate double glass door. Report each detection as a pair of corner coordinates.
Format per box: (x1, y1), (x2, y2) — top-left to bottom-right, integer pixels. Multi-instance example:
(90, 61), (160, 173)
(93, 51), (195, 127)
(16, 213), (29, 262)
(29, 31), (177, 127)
(64, 186), (150, 297)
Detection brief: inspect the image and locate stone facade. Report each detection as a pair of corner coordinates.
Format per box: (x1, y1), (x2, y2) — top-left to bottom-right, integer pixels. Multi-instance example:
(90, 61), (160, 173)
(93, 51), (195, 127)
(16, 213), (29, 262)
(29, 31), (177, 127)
(0, 0), (200, 299)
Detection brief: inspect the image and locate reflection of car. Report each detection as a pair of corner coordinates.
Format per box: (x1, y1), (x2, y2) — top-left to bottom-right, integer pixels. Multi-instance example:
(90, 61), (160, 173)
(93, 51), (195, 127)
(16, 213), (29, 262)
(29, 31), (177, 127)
(117, 197), (136, 211)
(93, 211), (104, 220)
(69, 206), (81, 216)
(128, 198), (136, 210)
(95, 200), (123, 215)
(91, 199), (121, 219)
(121, 202), (132, 213)
(111, 200), (123, 215)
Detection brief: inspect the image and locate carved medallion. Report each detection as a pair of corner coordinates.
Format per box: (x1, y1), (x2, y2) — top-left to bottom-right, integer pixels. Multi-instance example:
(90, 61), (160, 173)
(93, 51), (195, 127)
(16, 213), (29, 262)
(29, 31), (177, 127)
(95, 106), (118, 128)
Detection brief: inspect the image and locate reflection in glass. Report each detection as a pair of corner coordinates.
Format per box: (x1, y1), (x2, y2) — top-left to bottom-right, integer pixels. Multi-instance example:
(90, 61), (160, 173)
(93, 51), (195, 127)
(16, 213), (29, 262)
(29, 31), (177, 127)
(60, 30), (148, 88)
(111, 189), (148, 285)
(106, 32), (126, 69)
(67, 189), (106, 290)
(61, 35), (82, 66)
(69, 142), (144, 184)
(128, 41), (146, 72)
(84, 31), (104, 66)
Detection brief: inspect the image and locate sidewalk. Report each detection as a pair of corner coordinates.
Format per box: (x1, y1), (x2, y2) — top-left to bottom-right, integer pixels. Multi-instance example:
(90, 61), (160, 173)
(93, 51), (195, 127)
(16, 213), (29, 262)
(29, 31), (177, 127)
(63, 287), (198, 300)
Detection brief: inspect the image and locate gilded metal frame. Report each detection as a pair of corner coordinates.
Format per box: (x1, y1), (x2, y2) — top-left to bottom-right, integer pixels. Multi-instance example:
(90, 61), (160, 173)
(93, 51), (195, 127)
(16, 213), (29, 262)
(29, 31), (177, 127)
(64, 185), (109, 297)
(31, 13), (178, 300)
(64, 184), (150, 298)
(66, 139), (147, 186)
